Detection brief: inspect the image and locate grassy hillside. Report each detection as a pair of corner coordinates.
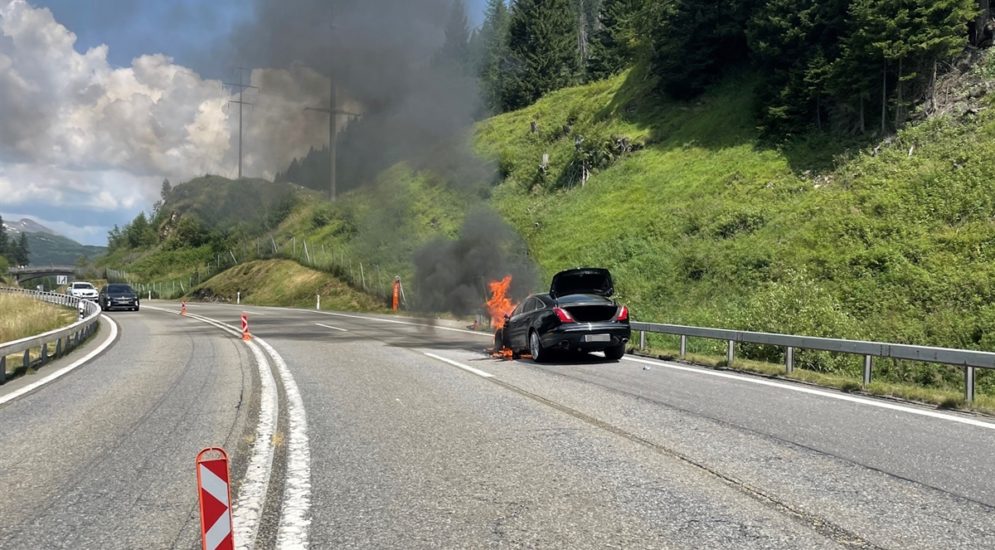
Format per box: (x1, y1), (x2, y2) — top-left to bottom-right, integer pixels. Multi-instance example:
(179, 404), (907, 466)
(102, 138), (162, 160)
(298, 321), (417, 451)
(478, 62), (995, 391)
(191, 259), (384, 312)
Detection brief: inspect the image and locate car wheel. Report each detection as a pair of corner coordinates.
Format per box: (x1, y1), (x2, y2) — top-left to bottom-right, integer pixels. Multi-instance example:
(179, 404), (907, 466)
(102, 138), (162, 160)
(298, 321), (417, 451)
(529, 330), (546, 363)
(493, 328), (505, 351)
(605, 344), (625, 361)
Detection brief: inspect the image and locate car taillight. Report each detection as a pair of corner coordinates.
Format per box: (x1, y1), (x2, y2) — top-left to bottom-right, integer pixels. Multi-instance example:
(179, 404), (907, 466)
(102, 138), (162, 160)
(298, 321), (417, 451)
(553, 307), (576, 323)
(615, 305), (629, 322)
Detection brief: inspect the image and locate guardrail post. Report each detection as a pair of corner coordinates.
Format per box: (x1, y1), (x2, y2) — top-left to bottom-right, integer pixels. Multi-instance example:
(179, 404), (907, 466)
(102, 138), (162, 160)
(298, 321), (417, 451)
(785, 346), (794, 373)
(680, 335), (687, 358)
(863, 355), (873, 386)
(55, 337), (63, 358)
(40, 342), (48, 365)
(727, 340), (735, 366)
(966, 366), (976, 403)
(0, 356), (6, 384)
(639, 330), (645, 350)
(23, 349), (30, 370)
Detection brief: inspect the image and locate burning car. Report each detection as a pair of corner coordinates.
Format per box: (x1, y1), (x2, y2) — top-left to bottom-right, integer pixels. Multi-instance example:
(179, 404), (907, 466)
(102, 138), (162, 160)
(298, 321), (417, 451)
(493, 268), (630, 362)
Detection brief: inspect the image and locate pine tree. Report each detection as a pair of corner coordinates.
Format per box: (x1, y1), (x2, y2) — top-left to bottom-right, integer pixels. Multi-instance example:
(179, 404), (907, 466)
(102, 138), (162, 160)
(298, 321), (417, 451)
(0, 214), (7, 260)
(650, 0), (762, 100)
(747, 0), (850, 134)
(587, 0), (644, 79)
(436, 0), (472, 75)
(14, 232), (29, 266)
(477, 0), (512, 113)
(503, 0), (582, 111)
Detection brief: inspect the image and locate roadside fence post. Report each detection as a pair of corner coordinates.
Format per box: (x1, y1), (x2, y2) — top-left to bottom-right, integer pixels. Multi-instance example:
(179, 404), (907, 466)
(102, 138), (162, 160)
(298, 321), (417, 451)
(785, 346), (794, 373)
(966, 366), (976, 403)
(863, 355), (873, 386)
(639, 331), (645, 350)
(680, 335), (687, 359)
(726, 340), (735, 366)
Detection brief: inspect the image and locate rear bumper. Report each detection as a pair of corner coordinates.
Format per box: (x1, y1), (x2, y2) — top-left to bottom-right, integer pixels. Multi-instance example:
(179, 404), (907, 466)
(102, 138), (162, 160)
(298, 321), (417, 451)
(542, 322), (630, 351)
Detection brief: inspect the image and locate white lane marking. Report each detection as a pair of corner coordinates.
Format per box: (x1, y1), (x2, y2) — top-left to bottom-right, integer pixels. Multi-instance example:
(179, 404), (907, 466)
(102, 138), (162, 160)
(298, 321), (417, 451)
(146, 305), (279, 550)
(253, 337), (311, 549)
(424, 352), (494, 379)
(259, 306), (489, 337)
(623, 355), (995, 431)
(314, 323), (348, 333)
(0, 315), (119, 406)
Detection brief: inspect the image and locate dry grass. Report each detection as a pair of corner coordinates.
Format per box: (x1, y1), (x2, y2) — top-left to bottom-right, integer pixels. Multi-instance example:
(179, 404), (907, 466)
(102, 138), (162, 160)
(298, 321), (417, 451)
(1, 293), (78, 376)
(635, 346), (995, 416)
(0, 293), (76, 343)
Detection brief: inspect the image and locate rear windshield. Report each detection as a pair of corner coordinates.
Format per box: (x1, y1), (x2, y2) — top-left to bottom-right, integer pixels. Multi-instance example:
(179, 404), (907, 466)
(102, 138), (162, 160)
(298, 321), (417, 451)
(107, 284), (134, 293)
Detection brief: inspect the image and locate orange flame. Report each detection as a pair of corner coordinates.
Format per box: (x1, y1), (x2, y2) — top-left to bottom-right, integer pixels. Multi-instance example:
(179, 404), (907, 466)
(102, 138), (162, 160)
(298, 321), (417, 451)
(486, 275), (515, 329)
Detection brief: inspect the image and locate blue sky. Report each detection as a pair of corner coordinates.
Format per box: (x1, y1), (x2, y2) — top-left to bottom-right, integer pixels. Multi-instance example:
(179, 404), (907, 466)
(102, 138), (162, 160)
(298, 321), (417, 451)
(36, 0), (489, 74)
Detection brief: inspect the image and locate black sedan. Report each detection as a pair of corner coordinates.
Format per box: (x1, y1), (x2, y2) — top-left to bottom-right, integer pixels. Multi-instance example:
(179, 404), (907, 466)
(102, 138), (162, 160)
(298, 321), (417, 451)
(99, 283), (140, 311)
(495, 268), (630, 362)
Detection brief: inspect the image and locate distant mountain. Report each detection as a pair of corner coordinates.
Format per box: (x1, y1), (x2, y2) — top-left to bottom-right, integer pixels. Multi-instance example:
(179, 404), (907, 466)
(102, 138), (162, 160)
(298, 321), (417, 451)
(3, 218), (106, 265)
(4, 218), (56, 236)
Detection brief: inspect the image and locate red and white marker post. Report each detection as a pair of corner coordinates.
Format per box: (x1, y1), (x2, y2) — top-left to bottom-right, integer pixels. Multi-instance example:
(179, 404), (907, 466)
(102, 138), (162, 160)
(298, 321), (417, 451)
(241, 312), (251, 341)
(196, 447), (235, 550)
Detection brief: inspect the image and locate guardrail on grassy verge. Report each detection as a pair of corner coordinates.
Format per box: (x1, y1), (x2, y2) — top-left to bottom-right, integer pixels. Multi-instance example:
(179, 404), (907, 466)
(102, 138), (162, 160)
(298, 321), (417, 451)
(0, 287), (102, 384)
(631, 321), (992, 403)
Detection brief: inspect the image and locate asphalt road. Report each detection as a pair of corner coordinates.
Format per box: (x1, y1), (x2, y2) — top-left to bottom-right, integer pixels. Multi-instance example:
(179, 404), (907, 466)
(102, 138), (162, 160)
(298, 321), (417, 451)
(2, 300), (994, 549)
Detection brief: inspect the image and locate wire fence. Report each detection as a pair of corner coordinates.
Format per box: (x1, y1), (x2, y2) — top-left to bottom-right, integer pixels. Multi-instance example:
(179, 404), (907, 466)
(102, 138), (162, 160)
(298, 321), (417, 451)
(106, 233), (403, 306)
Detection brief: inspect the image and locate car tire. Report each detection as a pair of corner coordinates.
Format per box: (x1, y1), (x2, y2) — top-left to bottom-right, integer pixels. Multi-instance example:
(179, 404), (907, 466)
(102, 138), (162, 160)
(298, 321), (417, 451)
(493, 328), (505, 351)
(529, 330), (546, 363)
(605, 344), (625, 361)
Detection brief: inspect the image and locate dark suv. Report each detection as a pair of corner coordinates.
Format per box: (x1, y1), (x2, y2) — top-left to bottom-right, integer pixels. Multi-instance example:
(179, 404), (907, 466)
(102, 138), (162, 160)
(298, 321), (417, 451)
(495, 268), (630, 362)
(99, 284), (140, 311)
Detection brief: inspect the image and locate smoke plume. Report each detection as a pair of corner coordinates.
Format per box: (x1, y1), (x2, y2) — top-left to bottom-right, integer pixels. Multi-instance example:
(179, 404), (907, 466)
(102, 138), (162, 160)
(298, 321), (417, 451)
(413, 206), (539, 317)
(222, 0), (484, 188)
(224, 0), (538, 316)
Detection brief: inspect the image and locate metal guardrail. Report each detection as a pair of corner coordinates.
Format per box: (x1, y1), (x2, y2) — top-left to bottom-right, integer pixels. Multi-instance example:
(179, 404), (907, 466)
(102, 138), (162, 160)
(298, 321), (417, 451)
(0, 287), (101, 384)
(632, 321), (992, 402)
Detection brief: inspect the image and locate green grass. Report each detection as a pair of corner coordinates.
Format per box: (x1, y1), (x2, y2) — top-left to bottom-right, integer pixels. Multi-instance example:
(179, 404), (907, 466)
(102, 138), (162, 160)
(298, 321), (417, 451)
(190, 259), (385, 312)
(477, 60), (995, 396)
(634, 346), (995, 415)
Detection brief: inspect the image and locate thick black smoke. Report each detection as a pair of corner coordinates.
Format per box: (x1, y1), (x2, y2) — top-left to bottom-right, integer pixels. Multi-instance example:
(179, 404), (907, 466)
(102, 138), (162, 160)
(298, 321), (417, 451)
(221, 0), (484, 187)
(413, 206), (538, 317)
(222, 0), (537, 317)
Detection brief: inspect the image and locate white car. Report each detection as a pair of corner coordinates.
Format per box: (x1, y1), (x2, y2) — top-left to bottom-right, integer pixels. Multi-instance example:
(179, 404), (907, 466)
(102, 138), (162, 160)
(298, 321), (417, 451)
(69, 281), (99, 300)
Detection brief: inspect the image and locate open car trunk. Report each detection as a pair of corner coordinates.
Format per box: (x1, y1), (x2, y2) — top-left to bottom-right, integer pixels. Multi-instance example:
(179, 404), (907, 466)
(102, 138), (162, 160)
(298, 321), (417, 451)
(549, 268), (614, 298)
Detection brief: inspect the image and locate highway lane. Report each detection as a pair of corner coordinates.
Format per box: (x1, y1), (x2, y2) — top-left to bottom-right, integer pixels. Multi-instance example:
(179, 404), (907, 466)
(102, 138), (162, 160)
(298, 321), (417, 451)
(188, 301), (995, 548)
(0, 309), (254, 549)
(4, 299), (993, 548)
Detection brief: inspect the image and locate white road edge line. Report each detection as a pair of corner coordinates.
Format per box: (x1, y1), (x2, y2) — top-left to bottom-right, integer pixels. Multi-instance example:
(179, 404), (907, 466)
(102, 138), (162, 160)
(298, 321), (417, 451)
(262, 306), (488, 337)
(314, 323), (348, 333)
(253, 337), (311, 549)
(0, 315), (119, 407)
(623, 355), (995, 431)
(424, 352), (494, 379)
(146, 305), (282, 550)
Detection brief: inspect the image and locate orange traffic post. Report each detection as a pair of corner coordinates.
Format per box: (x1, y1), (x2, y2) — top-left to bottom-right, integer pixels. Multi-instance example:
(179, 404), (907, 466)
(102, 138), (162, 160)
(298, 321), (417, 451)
(181, 301), (187, 316)
(241, 312), (251, 341)
(392, 277), (400, 312)
(196, 447), (235, 550)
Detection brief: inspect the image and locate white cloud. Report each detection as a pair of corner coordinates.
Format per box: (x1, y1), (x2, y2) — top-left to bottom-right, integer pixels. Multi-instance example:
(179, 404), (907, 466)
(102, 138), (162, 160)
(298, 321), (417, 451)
(0, 1), (334, 245)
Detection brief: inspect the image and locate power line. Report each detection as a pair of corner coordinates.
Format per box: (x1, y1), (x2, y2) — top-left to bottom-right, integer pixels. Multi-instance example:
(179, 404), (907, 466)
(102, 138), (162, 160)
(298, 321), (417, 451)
(224, 67), (258, 180)
(305, 84), (360, 202)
